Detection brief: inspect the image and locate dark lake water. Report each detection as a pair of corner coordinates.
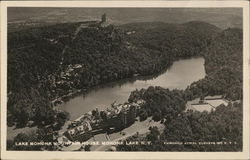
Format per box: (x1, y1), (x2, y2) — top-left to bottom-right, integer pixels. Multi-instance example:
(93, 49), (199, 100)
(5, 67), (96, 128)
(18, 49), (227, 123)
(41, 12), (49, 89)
(60, 57), (205, 120)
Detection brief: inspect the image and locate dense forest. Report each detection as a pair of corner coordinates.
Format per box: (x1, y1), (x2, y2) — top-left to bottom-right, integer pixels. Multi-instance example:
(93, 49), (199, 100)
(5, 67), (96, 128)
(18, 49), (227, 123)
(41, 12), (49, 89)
(7, 20), (221, 128)
(117, 28), (243, 151)
(128, 87), (186, 122)
(188, 28), (243, 101)
(7, 23), (79, 127)
(7, 19), (242, 151)
(117, 102), (242, 151)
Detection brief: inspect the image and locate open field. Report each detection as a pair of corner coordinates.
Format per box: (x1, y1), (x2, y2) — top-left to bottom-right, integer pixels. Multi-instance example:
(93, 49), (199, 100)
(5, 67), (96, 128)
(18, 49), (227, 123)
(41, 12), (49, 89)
(7, 126), (37, 140)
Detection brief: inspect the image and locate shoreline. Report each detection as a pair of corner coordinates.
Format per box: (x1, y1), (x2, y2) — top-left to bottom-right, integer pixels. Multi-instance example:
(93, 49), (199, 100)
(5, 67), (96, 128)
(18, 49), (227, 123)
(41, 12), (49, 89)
(52, 56), (204, 108)
(8, 57), (205, 141)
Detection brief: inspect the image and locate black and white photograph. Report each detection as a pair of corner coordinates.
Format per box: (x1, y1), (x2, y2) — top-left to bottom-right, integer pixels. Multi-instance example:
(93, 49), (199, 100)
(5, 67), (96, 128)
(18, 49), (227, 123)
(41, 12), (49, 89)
(0, 1), (249, 159)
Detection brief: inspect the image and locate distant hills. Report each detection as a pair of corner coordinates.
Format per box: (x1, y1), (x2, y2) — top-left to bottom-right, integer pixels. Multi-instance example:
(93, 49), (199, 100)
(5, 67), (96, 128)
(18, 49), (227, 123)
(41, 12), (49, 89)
(8, 8), (242, 30)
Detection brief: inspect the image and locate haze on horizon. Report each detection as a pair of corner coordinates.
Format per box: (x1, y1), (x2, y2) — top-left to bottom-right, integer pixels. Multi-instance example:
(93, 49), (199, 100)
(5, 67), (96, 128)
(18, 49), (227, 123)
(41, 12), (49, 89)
(8, 8), (242, 29)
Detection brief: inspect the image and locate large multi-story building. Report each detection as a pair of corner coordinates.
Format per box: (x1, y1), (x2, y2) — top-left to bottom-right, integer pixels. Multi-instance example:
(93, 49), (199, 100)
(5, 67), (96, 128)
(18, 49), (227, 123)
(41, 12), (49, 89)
(64, 119), (92, 142)
(64, 100), (145, 142)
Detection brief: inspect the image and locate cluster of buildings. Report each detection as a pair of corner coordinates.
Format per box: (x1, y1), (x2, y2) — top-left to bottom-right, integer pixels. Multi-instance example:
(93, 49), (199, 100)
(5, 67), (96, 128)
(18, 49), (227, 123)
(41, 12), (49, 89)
(50, 64), (84, 106)
(59, 64), (83, 81)
(63, 100), (145, 142)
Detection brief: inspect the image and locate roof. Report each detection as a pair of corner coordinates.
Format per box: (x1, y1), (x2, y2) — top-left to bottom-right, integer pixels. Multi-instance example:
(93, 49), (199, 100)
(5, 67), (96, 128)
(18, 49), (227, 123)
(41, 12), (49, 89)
(191, 104), (214, 112)
(186, 96), (228, 112)
(204, 95), (223, 100)
(205, 99), (228, 108)
(68, 119), (92, 135)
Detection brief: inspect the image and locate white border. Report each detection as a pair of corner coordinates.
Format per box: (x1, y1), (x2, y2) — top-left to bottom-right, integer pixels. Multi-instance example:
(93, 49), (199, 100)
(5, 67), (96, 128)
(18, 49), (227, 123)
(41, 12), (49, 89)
(1, 1), (249, 160)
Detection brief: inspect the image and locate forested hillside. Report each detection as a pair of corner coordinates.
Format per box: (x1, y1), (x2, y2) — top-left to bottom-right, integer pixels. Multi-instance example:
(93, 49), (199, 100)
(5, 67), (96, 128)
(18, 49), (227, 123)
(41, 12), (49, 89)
(118, 28), (243, 151)
(187, 28), (243, 100)
(7, 21), (221, 128)
(120, 21), (220, 57)
(7, 23), (79, 127)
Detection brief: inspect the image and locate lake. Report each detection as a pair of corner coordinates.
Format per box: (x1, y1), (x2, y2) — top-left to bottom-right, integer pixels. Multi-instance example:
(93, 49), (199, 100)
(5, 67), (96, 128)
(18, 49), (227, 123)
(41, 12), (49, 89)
(59, 57), (205, 120)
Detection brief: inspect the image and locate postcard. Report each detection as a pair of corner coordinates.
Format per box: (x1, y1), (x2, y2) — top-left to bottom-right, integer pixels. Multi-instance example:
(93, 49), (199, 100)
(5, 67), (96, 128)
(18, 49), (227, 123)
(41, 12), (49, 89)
(0, 1), (249, 160)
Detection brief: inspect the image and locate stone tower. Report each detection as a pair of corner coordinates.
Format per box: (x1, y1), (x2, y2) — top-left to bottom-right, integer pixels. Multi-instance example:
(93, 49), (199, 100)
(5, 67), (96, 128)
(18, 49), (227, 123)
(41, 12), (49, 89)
(101, 13), (106, 23)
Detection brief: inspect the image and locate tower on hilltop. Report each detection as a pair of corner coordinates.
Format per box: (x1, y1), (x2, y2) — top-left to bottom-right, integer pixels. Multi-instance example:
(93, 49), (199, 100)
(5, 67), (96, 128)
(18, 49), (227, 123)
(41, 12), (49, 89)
(101, 13), (106, 23)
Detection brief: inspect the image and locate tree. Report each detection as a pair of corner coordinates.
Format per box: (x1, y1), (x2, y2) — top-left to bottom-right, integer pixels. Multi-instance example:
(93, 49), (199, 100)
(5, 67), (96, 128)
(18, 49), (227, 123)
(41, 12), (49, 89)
(55, 111), (70, 130)
(85, 145), (91, 151)
(152, 112), (162, 121)
(146, 126), (160, 141)
(100, 111), (107, 121)
(139, 110), (148, 121)
(16, 108), (29, 128)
